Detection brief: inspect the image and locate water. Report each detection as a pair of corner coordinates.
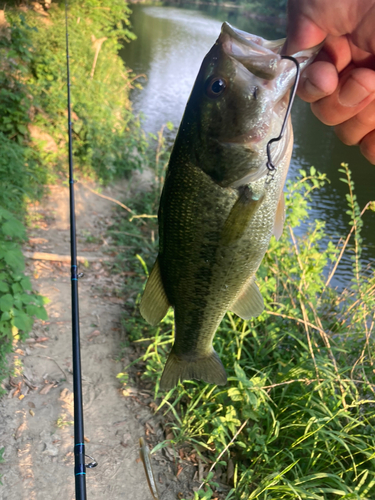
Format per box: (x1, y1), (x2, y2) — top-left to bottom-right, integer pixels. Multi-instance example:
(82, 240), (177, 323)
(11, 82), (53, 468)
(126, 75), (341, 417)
(120, 4), (375, 288)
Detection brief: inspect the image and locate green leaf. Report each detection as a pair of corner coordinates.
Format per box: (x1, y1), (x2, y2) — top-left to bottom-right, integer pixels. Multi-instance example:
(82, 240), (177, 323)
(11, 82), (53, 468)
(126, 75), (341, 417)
(2, 219), (26, 239)
(20, 277), (32, 291)
(12, 312), (33, 332)
(4, 249), (24, 271)
(0, 281), (9, 293)
(234, 363), (248, 384)
(0, 321), (11, 338)
(243, 409), (259, 421)
(1, 311), (11, 321)
(26, 304), (48, 320)
(0, 294), (13, 312)
(12, 283), (23, 294)
(228, 388), (243, 401)
(16, 123), (28, 135)
(20, 293), (34, 304)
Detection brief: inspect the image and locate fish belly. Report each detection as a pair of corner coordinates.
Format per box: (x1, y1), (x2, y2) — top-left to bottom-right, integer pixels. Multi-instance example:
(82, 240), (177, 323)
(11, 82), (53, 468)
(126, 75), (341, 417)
(159, 161), (279, 359)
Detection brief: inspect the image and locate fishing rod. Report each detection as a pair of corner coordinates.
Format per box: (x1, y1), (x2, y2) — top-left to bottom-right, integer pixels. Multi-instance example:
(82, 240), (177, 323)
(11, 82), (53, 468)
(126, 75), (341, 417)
(64, 6), (155, 499)
(65, 2), (97, 498)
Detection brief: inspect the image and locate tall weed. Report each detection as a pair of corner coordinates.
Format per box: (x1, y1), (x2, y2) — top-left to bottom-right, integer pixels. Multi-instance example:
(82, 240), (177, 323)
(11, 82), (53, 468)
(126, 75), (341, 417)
(116, 164), (375, 499)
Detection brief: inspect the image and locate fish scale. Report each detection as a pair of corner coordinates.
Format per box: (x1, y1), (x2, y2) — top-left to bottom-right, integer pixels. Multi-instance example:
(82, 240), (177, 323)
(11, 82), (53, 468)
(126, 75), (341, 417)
(140, 22), (321, 389)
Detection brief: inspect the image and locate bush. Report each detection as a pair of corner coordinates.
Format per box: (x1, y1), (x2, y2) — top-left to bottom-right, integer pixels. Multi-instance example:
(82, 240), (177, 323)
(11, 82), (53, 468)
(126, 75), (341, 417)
(21, 0), (147, 182)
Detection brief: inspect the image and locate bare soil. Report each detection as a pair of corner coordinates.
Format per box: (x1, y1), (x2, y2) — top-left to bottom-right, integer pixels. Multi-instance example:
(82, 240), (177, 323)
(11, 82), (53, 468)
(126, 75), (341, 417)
(0, 177), (198, 500)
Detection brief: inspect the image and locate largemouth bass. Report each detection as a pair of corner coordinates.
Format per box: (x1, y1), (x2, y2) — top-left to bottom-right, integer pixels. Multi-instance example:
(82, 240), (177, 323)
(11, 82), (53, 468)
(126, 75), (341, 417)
(140, 23), (319, 389)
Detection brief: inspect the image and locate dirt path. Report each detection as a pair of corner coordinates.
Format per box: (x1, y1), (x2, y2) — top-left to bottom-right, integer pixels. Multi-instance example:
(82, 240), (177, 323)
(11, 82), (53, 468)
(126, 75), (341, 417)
(0, 178), (182, 500)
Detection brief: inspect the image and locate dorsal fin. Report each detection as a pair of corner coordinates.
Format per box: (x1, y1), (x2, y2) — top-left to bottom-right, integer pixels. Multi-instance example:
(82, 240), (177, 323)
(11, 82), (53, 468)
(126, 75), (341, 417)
(140, 257), (170, 326)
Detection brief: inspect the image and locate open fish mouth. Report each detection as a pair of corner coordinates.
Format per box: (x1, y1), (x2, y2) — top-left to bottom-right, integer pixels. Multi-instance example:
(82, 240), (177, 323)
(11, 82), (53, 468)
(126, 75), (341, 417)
(220, 22), (321, 76)
(216, 22), (322, 150)
(205, 23), (323, 185)
(219, 22), (285, 80)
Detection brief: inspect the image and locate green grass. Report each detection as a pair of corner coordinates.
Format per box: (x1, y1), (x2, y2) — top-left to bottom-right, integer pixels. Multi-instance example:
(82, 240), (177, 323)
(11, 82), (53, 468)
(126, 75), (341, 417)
(114, 160), (375, 500)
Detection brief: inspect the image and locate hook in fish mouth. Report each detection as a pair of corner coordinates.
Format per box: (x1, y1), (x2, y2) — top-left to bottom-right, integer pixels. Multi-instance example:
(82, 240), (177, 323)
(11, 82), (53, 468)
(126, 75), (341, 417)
(218, 23), (321, 177)
(266, 55), (301, 176)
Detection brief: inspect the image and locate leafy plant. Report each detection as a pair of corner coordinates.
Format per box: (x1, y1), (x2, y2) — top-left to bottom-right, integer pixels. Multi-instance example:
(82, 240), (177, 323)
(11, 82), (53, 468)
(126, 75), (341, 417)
(0, 207), (47, 380)
(20, 0), (147, 182)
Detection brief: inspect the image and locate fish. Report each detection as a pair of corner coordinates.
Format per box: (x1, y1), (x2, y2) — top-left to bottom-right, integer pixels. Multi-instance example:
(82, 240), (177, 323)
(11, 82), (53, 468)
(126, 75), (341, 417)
(140, 22), (320, 390)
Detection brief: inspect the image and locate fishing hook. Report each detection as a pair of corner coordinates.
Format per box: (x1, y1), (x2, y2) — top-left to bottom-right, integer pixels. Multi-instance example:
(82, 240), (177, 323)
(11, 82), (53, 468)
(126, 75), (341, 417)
(266, 55), (300, 179)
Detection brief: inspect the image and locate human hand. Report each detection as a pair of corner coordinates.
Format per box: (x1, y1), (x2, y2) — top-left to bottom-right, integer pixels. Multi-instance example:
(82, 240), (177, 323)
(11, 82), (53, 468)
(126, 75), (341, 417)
(285, 0), (375, 163)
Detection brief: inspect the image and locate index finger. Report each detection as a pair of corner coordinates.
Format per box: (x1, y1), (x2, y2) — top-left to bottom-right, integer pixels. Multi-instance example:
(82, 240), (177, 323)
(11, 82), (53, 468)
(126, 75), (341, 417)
(285, 7), (327, 54)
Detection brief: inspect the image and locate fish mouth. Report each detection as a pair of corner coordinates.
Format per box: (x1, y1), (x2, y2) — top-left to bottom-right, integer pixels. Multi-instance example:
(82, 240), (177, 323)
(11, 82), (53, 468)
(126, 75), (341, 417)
(219, 22), (322, 80)
(221, 22), (285, 55)
(219, 22), (282, 80)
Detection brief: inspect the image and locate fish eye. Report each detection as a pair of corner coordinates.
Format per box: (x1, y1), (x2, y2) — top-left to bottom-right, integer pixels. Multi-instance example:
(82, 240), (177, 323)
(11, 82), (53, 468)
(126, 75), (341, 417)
(205, 77), (227, 98)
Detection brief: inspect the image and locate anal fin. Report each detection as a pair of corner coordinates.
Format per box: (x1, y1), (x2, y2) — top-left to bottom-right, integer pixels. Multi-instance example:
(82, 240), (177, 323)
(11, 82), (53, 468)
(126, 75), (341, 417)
(231, 278), (264, 320)
(140, 257), (170, 326)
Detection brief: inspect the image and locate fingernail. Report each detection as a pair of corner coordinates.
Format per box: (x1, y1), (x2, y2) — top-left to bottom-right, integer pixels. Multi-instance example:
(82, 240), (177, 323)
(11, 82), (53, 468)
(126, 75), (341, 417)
(303, 77), (325, 98)
(339, 77), (371, 107)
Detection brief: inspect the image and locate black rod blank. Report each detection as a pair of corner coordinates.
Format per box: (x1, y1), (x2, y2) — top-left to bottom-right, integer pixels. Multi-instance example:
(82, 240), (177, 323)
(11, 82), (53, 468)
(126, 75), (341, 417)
(65, 2), (87, 498)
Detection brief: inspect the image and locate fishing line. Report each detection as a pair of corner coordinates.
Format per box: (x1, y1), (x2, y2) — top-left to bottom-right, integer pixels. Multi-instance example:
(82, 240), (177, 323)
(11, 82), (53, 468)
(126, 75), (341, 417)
(266, 55), (300, 177)
(65, 2), (97, 498)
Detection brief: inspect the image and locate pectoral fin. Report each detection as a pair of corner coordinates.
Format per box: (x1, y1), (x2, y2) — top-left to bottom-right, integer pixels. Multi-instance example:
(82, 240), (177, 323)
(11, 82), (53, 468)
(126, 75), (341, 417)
(221, 186), (265, 246)
(231, 278), (264, 320)
(140, 257), (170, 326)
(273, 192), (286, 241)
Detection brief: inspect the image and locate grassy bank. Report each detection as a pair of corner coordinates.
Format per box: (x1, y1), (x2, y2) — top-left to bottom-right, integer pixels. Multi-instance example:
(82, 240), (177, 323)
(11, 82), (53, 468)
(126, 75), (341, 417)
(0, 0), (146, 387)
(113, 156), (375, 499)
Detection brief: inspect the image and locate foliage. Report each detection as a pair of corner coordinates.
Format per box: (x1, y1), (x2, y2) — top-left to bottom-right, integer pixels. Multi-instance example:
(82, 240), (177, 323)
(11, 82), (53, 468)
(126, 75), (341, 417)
(0, 17), (47, 213)
(0, 133), (46, 216)
(13, 0), (147, 182)
(0, 207), (48, 382)
(116, 164), (375, 499)
(0, 1), (145, 387)
(0, 13), (49, 384)
(0, 15), (34, 143)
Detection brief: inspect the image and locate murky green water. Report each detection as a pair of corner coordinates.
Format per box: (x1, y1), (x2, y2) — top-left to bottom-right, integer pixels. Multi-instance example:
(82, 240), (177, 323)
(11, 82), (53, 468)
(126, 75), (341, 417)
(120, 4), (374, 287)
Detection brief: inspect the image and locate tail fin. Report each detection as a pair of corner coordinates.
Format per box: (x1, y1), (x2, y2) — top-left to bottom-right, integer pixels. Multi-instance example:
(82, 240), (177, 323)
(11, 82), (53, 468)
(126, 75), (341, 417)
(160, 348), (227, 390)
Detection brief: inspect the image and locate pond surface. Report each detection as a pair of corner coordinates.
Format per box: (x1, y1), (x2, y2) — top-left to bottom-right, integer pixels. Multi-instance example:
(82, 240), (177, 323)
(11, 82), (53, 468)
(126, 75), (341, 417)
(120, 4), (375, 288)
